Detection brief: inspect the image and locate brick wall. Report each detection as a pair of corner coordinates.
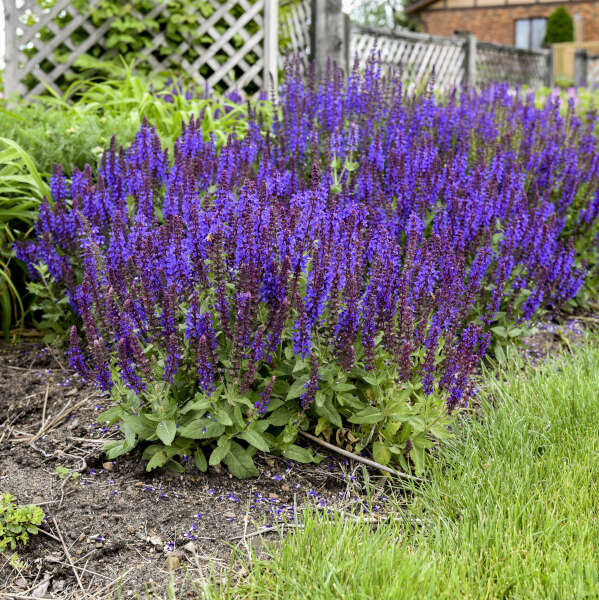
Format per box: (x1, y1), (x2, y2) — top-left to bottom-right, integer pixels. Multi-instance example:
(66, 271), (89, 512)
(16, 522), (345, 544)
(417, 1), (599, 45)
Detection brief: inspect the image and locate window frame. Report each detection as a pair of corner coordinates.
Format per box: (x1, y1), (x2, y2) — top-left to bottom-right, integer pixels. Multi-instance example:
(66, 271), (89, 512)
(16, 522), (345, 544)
(514, 17), (548, 50)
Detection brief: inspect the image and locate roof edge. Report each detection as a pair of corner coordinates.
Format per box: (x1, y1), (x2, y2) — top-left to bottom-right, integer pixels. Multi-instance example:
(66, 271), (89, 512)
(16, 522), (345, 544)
(405, 0), (442, 14)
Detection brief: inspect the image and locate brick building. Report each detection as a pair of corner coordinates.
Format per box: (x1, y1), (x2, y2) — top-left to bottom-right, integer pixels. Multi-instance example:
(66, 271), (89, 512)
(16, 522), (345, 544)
(405, 0), (598, 48)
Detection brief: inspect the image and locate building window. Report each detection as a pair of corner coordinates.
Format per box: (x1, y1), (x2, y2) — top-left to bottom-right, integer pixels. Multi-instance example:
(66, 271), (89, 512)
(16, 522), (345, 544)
(515, 18), (547, 50)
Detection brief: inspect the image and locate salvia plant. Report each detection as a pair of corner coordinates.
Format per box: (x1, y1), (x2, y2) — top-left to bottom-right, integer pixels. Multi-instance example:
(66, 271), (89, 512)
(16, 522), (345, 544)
(17, 57), (599, 477)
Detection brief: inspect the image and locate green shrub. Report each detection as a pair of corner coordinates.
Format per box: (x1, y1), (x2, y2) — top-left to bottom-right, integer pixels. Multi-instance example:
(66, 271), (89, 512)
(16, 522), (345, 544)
(544, 6), (574, 44)
(0, 493), (45, 552)
(0, 138), (50, 339)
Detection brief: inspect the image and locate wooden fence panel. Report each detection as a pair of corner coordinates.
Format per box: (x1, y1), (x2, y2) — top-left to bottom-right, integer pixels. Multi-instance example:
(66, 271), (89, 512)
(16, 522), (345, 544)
(476, 42), (550, 88)
(2, 0), (277, 99)
(350, 25), (465, 91)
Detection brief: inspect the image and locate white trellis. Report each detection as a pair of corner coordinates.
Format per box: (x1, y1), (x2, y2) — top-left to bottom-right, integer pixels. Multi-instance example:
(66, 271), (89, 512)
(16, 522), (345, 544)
(351, 25), (465, 91)
(349, 25), (552, 91)
(281, 0), (310, 70)
(2, 0), (279, 99)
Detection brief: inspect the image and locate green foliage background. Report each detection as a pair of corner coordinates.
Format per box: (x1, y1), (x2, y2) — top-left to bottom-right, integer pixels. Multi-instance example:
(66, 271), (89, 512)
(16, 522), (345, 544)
(22, 0), (264, 95)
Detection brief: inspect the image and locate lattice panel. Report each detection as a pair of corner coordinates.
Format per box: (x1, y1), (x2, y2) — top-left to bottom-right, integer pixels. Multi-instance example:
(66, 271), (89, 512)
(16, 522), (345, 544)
(280, 0), (310, 70)
(588, 54), (599, 88)
(476, 42), (549, 89)
(351, 27), (465, 92)
(3, 0), (277, 99)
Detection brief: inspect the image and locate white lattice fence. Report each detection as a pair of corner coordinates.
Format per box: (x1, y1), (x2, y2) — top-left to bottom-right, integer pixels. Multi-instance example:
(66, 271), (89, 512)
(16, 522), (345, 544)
(350, 25), (465, 91)
(2, 0), (278, 99)
(280, 0), (310, 70)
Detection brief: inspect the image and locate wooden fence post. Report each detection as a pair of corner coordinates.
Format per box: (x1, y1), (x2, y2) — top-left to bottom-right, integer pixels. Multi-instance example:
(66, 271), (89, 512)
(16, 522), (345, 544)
(263, 0), (279, 96)
(3, 0), (18, 99)
(545, 46), (555, 88)
(455, 30), (477, 88)
(574, 49), (588, 87)
(311, 0), (347, 72)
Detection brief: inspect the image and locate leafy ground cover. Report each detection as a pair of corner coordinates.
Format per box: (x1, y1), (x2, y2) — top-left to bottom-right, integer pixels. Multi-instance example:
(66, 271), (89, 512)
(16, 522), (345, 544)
(215, 327), (599, 600)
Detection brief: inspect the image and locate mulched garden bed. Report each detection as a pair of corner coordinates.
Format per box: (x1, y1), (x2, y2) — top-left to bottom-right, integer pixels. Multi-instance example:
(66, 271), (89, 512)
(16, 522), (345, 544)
(0, 313), (594, 598)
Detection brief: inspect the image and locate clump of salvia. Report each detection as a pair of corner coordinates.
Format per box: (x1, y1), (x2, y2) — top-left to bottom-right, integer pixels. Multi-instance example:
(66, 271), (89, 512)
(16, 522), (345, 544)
(18, 58), (597, 476)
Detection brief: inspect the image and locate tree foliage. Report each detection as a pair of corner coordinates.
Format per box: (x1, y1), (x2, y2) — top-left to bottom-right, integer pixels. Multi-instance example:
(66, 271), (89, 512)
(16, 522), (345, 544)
(544, 6), (574, 45)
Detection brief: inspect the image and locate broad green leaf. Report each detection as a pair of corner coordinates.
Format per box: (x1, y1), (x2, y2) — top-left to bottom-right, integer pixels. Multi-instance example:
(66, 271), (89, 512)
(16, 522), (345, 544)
(147, 450), (168, 471)
(223, 441), (258, 479)
(332, 382), (356, 392)
(238, 429), (270, 452)
(286, 376), (310, 400)
(373, 442), (391, 466)
(180, 397), (212, 414)
(104, 440), (130, 459)
(348, 406), (384, 425)
(269, 406), (297, 426)
(177, 419), (225, 439)
(122, 414), (156, 439)
(410, 444), (425, 474)
(282, 444), (315, 463)
(209, 439), (231, 466)
(215, 409), (233, 426)
(156, 420), (177, 446)
(314, 399), (342, 428)
(166, 459), (185, 473)
(98, 406), (123, 424)
(491, 326), (508, 339)
(194, 448), (208, 472)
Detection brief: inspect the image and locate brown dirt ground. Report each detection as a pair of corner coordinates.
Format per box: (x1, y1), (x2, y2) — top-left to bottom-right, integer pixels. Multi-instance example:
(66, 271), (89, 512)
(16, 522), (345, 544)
(0, 313), (594, 599)
(0, 340), (395, 599)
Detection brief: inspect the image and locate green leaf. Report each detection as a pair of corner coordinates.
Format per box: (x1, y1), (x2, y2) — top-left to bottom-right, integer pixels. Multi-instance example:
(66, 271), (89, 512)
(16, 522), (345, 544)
(282, 444), (316, 463)
(209, 440), (231, 466)
(180, 397), (212, 414)
(269, 406), (297, 426)
(215, 409), (233, 426)
(166, 459), (185, 473)
(223, 441), (258, 479)
(332, 382), (356, 392)
(238, 429), (270, 452)
(293, 359), (308, 374)
(156, 420), (177, 446)
(410, 444), (425, 474)
(147, 450), (168, 471)
(122, 414), (156, 439)
(286, 376), (310, 400)
(104, 440), (130, 459)
(348, 406), (384, 425)
(98, 406), (123, 424)
(194, 448), (208, 472)
(372, 442), (391, 466)
(314, 399), (342, 428)
(177, 419), (225, 439)
(494, 343), (506, 365)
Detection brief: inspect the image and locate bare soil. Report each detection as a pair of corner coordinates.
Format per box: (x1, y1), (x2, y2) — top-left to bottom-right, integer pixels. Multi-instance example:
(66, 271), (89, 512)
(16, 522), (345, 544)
(0, 341), (392, 599)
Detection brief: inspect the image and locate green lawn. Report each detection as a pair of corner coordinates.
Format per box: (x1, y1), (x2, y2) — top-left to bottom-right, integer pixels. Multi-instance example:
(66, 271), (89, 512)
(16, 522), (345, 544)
(213, 336), (599, 599)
